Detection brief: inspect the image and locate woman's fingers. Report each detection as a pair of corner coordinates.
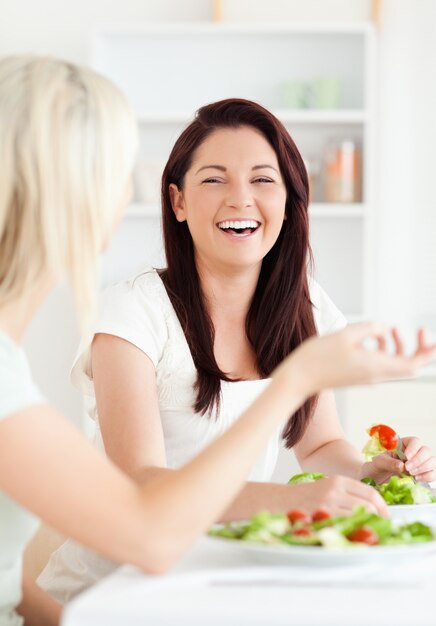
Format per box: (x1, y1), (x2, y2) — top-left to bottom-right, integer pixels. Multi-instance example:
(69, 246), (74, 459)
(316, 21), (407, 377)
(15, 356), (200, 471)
(371, 452), (404, 475)
(414, 328), (436, 356)
(347, 480), (388, 516)
(296, 323), (436, 397)
(397, 436), (436, 481)
(403, 436), (423, 461)
(392, 327), (404, 356)
(417, 328), (426, 352)
(413, 461), (436, 482)
(376, 334), (386, 352)
(345, 323), (436, 364)
(414, 469), (436, 482)
(297, 476), (388, 517)
(412, 346), (436, 369)
(406, 452), (435, 478)
(404, 439), (432, 471)
(348, 322), (390, 346)
(411, 328), (436, 363)
(370, 327), (436, 379)
(322, 476), (388, 516)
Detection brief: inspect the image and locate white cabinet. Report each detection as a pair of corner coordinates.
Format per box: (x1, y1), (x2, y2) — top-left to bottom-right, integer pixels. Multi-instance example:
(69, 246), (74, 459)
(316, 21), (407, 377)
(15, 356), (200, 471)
(93, 22), (376, 320)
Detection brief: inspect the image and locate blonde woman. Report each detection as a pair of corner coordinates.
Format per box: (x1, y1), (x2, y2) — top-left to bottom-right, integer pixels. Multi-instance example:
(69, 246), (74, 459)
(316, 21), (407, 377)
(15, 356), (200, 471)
(0, 56), (434, 626)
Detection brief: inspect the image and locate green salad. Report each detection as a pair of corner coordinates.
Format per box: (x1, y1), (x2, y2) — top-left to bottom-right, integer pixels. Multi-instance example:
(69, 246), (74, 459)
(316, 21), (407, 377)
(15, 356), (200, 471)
(288, 470), (436, 506)
(288, 472), (324, 484)
(209, 505), (434, 548)
(362, 474), (436, 505)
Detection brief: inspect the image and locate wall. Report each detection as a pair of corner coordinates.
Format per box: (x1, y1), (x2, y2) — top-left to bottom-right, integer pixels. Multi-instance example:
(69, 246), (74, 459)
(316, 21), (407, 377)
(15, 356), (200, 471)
(0, 0), (211, 63)
(376, 0), (436, 336)
(335, 0), (436, 485)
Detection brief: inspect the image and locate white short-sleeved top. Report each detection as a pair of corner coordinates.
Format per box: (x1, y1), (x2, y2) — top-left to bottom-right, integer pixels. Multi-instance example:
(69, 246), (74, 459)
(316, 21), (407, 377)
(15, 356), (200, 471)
(39, 268), (346, 604)
(0, 332), (45, 626)
(72, 267), (346, 479)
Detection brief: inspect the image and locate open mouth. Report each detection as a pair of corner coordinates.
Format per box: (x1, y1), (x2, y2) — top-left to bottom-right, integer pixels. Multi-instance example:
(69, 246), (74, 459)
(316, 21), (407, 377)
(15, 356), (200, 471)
(217, 219), (261, 237)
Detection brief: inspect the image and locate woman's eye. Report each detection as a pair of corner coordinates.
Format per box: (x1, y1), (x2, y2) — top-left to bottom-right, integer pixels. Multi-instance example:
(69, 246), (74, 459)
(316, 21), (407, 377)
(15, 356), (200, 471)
(202, 177), (223, 184)
(253, 177), (274, 183)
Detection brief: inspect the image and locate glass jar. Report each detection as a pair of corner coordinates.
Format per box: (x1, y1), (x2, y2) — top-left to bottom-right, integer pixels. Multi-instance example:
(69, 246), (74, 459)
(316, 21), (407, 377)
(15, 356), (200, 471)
(324, 140), (362, 203)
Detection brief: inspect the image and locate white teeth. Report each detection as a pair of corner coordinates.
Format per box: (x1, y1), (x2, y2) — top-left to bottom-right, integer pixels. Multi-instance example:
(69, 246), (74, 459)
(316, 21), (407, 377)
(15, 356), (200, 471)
(218, 219), (259, 230)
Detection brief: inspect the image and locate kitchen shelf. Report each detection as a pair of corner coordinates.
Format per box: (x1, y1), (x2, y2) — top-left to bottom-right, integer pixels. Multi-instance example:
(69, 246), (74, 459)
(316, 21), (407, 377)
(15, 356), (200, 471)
(126, 202), (366, 219)
(309, 203), (365, 218)
(136, 109), (367, 125)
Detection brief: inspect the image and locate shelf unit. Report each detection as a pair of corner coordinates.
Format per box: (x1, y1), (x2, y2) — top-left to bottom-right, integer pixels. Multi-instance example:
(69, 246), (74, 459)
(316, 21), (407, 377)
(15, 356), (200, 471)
(127, 202), (367, 220)
(92, 22), (376, 321)
(135, 109), (368, 124)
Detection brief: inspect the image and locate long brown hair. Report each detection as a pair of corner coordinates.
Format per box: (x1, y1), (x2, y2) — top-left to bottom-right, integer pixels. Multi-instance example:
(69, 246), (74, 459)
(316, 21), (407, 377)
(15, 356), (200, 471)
(160, 98), (317, 448)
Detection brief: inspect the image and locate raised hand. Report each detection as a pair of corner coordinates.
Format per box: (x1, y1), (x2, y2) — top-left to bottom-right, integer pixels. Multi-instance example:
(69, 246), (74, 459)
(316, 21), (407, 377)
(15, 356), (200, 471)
(282, 322), (436, 399)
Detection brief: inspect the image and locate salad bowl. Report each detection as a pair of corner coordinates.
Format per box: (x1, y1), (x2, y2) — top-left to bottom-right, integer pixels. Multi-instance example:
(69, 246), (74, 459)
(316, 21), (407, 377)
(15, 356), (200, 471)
(207, 532), (436, 567)
(388, 501), (436, 525)
(209, 505), (436, 568)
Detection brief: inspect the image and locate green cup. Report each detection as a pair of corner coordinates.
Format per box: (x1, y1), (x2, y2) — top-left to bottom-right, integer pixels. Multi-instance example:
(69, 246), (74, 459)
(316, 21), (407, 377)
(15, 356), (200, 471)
(311, 77), (342, 109)
(282, 80), (310, 109)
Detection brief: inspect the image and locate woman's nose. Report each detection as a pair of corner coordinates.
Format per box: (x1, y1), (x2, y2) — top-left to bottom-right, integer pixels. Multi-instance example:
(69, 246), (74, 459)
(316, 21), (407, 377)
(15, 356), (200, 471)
(224, 184), (254, 209)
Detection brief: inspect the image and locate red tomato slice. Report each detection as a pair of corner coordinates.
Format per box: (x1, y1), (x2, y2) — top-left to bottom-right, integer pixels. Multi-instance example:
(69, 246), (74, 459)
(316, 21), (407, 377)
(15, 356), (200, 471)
(286, 509), (311, 524)
(347, 526), (379, 545)
(311, 509), (331, 522)
(293, 527), (312, 537)
(368, 424), (399, 451)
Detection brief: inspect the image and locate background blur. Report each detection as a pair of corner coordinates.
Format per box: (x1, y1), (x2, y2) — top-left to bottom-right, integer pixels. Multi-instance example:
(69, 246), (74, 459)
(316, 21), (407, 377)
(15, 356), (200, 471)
(1, 0), (435, 480)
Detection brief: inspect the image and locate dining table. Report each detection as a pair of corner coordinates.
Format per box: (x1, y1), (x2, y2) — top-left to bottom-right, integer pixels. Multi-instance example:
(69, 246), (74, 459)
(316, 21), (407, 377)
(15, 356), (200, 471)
(62, 530), (436, 626)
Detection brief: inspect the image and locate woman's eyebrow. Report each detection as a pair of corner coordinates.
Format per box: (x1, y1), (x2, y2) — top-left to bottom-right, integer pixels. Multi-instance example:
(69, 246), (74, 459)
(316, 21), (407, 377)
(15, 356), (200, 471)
(195, 165), (226, 175)
(252, 164), (279, 174)
(195, 164), (279, 175)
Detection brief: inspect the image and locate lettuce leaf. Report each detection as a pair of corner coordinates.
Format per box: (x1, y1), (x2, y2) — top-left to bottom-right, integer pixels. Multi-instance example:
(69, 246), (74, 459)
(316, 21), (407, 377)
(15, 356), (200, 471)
(288, 472), (324, 484)
(376, 475), (436, 505)
(362, 431), (386, 461)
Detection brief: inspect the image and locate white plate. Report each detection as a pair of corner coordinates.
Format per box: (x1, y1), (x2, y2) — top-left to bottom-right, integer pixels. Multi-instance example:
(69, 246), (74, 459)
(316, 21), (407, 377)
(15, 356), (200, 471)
(388, 502), (436, 524)
(208, 534), (436, 567)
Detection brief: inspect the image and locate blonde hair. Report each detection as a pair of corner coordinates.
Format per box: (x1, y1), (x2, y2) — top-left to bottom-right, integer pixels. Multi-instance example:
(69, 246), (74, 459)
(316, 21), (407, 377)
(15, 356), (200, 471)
(0, 56), (138, 330)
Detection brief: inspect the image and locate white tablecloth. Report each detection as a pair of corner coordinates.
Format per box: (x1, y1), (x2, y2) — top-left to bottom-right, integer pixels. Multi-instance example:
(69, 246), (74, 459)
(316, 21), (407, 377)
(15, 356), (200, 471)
(62, 535), (436, 626)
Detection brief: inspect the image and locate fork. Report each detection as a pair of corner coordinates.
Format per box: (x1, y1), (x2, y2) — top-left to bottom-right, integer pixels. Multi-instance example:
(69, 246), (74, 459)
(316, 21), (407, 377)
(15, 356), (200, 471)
(395, 436), (432, 490)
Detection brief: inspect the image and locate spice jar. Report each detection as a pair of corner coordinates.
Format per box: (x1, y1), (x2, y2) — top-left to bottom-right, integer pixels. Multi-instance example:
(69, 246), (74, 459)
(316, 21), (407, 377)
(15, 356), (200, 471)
(324, 140), (362, 203)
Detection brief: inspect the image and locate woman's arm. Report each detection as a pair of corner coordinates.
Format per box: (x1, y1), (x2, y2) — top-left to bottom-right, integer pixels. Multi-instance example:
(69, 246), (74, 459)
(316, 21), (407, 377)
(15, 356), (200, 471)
(294, 390), (365, 478)
(92, 334), (386, 518)
(0, 324), (433, 576)
(17, 573), (62, 626)
(295, 390), (436, 484)
(0, 345), (311, 575)
(92, 333), (167, 478)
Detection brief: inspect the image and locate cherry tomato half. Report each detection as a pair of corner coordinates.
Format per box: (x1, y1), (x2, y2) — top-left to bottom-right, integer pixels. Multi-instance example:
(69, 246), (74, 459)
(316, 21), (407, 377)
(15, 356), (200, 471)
(311, 509), (331, 522)
(347, 526), (379, 545)
(368, 424), (399, 451)
(293, 527), (313, 537)
(286, 509), (311, 524)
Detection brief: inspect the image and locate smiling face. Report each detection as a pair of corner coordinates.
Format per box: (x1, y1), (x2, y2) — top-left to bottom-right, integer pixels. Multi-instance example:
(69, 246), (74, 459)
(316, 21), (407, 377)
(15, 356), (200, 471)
(169, 126), (287, 273)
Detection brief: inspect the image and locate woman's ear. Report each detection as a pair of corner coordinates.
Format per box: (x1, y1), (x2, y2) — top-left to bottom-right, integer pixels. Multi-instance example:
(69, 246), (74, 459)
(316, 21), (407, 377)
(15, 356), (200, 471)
(169, 183), (186, 222)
